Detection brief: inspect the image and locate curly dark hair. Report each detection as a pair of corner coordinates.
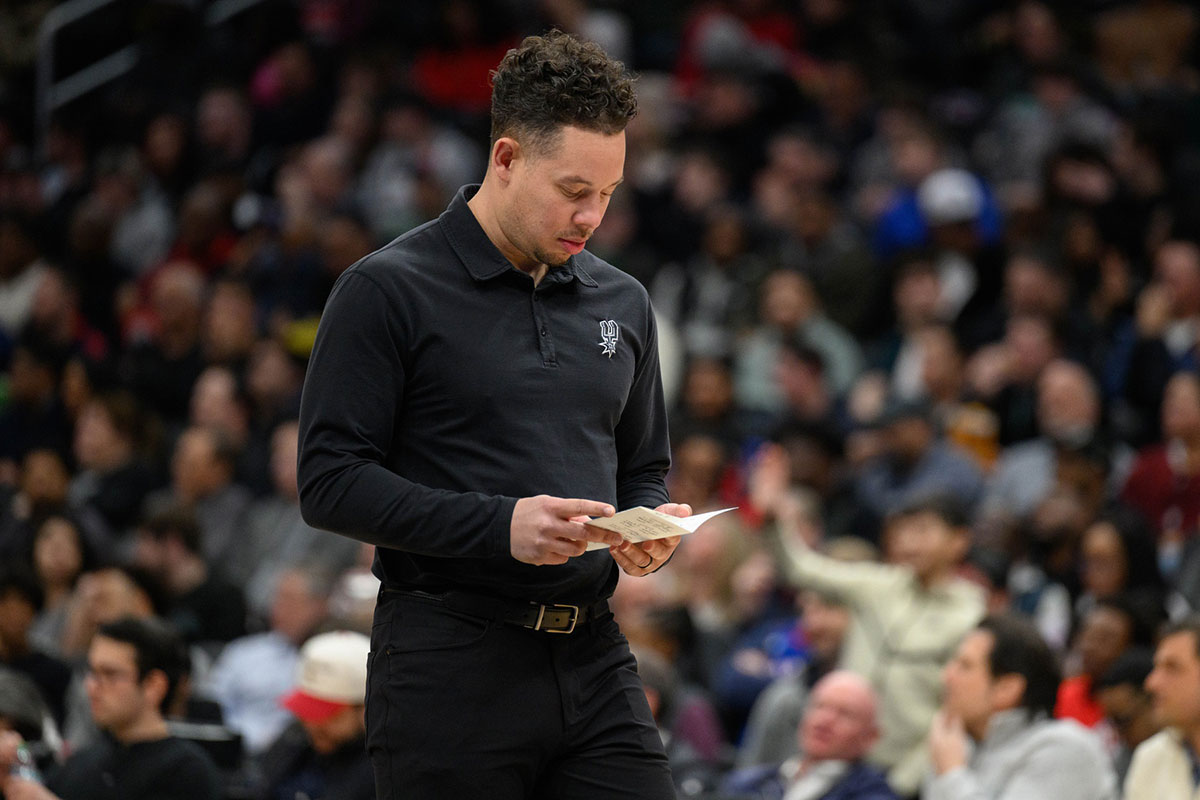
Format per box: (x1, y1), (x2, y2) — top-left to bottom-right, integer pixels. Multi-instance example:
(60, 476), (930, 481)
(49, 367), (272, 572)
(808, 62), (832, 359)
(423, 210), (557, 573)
(489, 30), (637, 153)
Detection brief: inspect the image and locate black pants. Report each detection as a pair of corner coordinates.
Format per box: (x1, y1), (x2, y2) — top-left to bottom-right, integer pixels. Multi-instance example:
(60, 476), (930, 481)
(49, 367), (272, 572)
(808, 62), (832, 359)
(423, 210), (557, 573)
(366, 590), (676, 799)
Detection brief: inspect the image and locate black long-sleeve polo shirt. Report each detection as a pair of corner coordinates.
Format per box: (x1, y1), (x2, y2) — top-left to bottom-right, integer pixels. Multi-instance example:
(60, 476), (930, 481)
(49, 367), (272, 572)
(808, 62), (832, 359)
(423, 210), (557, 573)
(298, 186), (671, 603)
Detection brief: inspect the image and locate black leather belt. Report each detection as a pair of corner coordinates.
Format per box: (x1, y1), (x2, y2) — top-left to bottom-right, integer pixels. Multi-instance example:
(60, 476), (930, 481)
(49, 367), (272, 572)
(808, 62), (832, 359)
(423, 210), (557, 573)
(385, 588), (606, 634)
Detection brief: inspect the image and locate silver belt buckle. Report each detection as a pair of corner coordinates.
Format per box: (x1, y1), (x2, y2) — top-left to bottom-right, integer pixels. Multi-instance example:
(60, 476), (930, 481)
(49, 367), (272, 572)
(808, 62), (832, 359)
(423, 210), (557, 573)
(529, 602), (579, 633)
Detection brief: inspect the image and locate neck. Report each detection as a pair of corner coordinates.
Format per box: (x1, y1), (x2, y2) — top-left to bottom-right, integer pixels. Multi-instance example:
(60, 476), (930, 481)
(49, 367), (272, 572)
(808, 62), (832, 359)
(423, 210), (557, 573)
(44, 583), (71, 608)
(111, 713), (170, 745)
(917, 566), (954, 590)
(467, 181), (547, 284)
(966, 716), (989, 741)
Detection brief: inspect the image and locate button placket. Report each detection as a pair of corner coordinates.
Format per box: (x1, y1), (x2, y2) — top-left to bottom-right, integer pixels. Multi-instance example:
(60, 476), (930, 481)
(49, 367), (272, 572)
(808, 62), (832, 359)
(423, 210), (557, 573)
(531, 292), (556, 366)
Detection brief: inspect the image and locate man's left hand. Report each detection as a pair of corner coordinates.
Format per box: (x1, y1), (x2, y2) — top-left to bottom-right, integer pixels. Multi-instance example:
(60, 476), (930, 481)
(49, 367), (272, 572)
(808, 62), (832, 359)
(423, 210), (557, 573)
(610, 503), (690, 576)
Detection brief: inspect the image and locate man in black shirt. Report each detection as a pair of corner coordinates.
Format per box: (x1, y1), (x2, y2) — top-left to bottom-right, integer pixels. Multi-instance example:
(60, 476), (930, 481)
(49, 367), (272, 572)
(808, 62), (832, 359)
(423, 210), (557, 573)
(298, 30), (687, 800)
(0, 616), (222, 800)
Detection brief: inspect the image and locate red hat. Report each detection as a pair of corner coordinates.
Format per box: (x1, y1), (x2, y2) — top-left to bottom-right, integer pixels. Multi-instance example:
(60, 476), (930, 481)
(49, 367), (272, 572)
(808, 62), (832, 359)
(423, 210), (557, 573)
(280, 631), (370, 723)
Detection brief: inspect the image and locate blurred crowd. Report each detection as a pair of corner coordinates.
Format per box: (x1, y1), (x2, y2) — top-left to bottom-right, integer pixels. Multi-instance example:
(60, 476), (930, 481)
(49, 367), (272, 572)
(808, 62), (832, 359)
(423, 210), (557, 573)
(1, 0), (1200, 798)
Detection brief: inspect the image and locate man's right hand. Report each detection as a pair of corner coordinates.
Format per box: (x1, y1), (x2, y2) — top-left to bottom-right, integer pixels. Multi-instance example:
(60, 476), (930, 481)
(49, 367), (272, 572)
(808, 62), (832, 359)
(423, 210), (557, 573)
(511, 496), (620, 565)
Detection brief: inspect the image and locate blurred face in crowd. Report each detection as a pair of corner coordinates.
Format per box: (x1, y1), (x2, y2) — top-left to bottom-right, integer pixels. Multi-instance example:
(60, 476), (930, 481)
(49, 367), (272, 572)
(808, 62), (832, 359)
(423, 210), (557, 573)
(1080, 521), (1127, 599)
(1006, 255), (1067, 318)
(171, 428), (230, 501)
(0, 588), (35, 652)
(20, 449), (70, 508)
(1155, 241), (1200, 317)
(1146, 631), (1200, 731)
(683, 359), (733, 420)
(302, 704), (365, 755)
(151, 262), (205, 337)
(761, 270), (815, 330)
(886, 510), (965, 583)
(1037, 360), (1098, 442)
(941, 630), (1023, 739)
(34, 516), (84, 589)
(1162, 372), (1200, 442)
(1076, 605), (1133, 679)
(203, 283), (256, 363)
(917, 325), (964, 400)
(1006, 315), (1058, 384)
(270, 571), (328, 645)
(894, 263), (942, 329)
(8, 348), (54, 404)
(800, 590), (850, 666)
(885, 415), (934, 464)
(84, 635), (164, 740)
(190, 367), (248, 444)
(667, 434), (726, 511)
(75, 401), (132, 472)
(247, 339), (301, 411)
(1097, 682), (1156, 750)
(800, 672), (878, 763)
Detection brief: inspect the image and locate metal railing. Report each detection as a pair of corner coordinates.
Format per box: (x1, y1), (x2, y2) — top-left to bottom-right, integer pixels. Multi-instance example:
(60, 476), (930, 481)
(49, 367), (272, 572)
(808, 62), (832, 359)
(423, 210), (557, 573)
(35, 0), (269, 155)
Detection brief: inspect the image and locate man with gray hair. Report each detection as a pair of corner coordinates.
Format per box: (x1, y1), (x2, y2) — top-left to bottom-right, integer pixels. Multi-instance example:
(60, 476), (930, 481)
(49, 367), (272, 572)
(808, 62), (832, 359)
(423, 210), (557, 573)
(719, 670), (897, 799)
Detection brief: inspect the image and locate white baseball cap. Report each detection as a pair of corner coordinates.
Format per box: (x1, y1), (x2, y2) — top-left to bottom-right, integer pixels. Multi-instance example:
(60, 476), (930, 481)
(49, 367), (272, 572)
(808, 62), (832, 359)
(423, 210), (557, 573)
(918, 168), (984, 226)
(280, 630), (370, 723)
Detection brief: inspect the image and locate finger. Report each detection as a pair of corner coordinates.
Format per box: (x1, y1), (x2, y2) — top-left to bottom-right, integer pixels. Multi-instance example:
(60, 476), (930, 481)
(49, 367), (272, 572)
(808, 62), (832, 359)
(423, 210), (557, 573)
(553, 497), (615, 520)
(581, 522), (624, 548)
(616, 542), (654, 571)
(548, 538), (588, 559)
(656, 503), (692, 518)
(614, 542), (652, 573)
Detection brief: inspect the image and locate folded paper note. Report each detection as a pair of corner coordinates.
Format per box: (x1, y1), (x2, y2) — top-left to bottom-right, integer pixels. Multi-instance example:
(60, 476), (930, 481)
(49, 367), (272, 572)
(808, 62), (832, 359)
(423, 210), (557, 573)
(585, 506), (738, 551)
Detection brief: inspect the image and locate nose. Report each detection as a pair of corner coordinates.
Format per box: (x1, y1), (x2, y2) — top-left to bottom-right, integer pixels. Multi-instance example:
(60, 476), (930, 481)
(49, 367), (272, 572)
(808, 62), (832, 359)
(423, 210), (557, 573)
(573, 196), (606, 232)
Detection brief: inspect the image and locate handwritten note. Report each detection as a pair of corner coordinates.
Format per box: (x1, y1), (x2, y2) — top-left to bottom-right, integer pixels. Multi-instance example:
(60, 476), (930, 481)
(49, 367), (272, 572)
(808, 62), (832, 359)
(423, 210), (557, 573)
(584, 507), (738, 550)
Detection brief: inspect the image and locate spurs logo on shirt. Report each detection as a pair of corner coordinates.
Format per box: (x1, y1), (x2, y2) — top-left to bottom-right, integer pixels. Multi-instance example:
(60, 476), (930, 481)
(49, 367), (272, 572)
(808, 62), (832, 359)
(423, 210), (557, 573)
(598, 319), (619, 358)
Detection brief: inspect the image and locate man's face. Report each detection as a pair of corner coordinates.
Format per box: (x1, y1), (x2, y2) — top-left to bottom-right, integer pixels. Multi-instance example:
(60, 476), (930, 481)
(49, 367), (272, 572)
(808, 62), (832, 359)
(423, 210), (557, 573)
(171, 430), (224, 500)
(496, 125), (625, 271)
(1097, 683), (1156, 749)
(942, 630), (997, 734)
(84, 636), (152, 733)
(1146, 632), (1200, 730)
(886, 511), (961, 581)
(799, 674), (876, 762)
(0, 589), (34, 649)
(301, 705), (364, 754)
(1076, 606), (1132, 679)
(800, 591), (849, 665)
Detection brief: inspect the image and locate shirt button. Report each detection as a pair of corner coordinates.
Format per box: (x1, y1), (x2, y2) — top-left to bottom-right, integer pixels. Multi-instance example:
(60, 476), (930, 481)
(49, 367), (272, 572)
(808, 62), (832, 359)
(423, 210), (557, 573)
(540, 328), (547, 336)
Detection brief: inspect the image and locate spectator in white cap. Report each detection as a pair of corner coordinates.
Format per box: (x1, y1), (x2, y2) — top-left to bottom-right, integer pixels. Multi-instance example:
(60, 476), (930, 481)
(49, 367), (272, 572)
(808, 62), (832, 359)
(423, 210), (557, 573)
(253, 630), (374, 800)
(917, 167), (1007, 343)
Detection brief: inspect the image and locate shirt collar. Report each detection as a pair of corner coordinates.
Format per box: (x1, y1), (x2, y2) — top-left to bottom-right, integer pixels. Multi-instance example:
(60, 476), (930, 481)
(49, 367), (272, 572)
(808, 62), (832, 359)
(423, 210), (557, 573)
(440, 184), (598, 288)
(980, 708), (1038, 747)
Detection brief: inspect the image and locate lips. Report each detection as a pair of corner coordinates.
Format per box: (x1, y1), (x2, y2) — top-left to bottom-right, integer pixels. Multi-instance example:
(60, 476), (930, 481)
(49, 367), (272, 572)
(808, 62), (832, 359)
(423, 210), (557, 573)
(558, 238), (586, 255)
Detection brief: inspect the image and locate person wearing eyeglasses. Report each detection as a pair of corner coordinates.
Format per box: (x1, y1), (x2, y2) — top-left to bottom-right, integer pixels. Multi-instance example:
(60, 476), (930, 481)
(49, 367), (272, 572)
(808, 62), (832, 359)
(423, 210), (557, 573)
(0, 615), (222, 800)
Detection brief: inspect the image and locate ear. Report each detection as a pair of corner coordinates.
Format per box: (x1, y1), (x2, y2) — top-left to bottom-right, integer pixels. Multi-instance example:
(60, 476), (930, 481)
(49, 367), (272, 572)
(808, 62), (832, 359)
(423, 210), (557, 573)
(491, 137), (520, 184)
(991, 673), (1026, 712)
(142, 668), (170, 710)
